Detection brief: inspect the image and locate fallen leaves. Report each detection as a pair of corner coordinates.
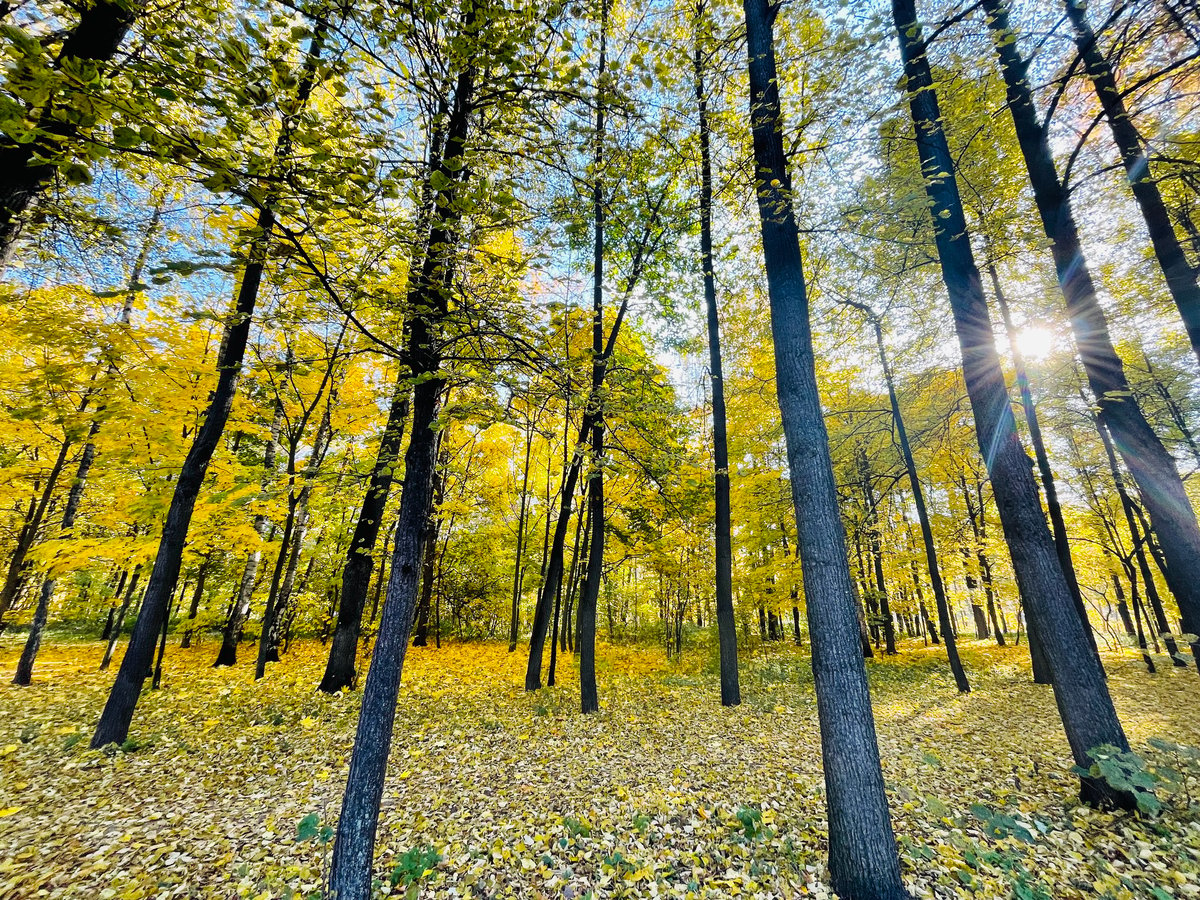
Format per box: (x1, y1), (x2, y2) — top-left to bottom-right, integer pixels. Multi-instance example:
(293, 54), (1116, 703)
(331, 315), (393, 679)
(0, 637), (1197, 899)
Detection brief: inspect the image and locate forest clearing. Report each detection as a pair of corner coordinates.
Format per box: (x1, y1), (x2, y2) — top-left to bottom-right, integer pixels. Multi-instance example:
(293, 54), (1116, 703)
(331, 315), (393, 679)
(5, 0), (1200, 897)
(3, 638), (1200, 900)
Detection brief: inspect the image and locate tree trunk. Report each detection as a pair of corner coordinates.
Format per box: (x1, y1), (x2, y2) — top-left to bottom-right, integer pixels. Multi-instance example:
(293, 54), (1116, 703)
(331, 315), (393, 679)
(1096, 417), (1187, 666)
(508, 418), (534, 651)
(0, 440), (74, 625)
(857, 447), (897, 656)
(99, 566), (142, 672)
(868, 317), (966, 687)
(745, 1), (908, 895)
(328, 24), (474, 892)
(965, 483), (1006, 647)
(215, 404), (283, 668)
(984, 0), (1200, 674)
(319, 388), (409, 691)
(578, 0), (609, 717)
(180, 555), (211, 648)
(257, 403), (331, 678)
(895, 0), (1133, 808)
(695, 0), (740, 706)
(0, 0), (139, 266)
(989, 262), (1087, 661)
(1111, 570), (1137, 638)
(1063, 0), (1200, 369)
(90, 22), (330, 746)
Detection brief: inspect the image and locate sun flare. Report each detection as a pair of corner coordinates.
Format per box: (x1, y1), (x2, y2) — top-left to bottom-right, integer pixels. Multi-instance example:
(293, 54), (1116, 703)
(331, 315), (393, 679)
(1016, 325), (1054, 361)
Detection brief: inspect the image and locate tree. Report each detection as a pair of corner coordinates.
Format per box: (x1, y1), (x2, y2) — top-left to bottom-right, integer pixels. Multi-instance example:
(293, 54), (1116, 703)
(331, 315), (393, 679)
(0, 0), (140, 265)
(694, 0), (739, 707)
(1063, 0), (1200, 370)
(743, 0), (908, 896)
(90, 20), (330, 748)
(892, 0), (1134, 808)
(982, 0), (1200, 673)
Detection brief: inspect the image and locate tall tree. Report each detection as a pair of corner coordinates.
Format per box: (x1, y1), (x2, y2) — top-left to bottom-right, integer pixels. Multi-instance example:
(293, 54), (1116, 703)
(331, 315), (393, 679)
(694, 0), (740, 707)
(90, 22), (328, 748)
(318, 385), (408, 692)
(847, 302), (968, 689)
(743, 0), (908, 896)
(892, 0), (1134, 807)
(1063, 0), (1200, 369)
(982, 0), (1200, 672)
(328, 4), (478, 890)
(577, 0), (610, 716)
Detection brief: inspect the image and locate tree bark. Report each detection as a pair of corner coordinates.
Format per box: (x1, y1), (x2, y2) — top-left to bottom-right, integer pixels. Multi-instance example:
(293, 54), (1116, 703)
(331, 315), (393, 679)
(695, 0), (740, 706)
(179, 554), (211, 648)
(327, 26), (475, 894)
(1063, 0), (1200, 369)
(984, 0), (1200, 674)
(1096, 417), (1187, 665)
(508, 416), (534, 651)
(578, 0), (609, 717)
(319, 387), (409, 691)
(745, 1), (909, 895)
(895, 0), (1133, 808)
(865, 314), (966, 687)
(99, 565), (141, 672)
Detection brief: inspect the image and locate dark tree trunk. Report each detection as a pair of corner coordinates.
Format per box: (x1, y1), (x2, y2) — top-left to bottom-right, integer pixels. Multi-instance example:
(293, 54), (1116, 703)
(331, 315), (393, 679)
(151, 589), (174, 690)
(984, 0), (1200, 674)
(989, 262), (1087, 660)
(1130, 570), (1157, 673)
(895, 0), (1134, 808)
(0, 440), (74, 625)
(180, 555), (211, 649)
(1063, 0), (1200, 369)
(320, 388), (409, 691)
(0, 0), (139, 266)
(215, 543), (262, 667)
(1097, 418), (1187, 666)
(547, 565), (562, 686)
(257, 406), (331, 678)
(695, 0), (740, 706)
(1111, 569), (1137, 638)
(99, 566), (142, 672)
(412, 447), (446, 648)
(215, 404), (283, 668)
(744, 1), (908, 895)
(15, 415), (108, 682)
(90, 23), (330, 745)
(522, 197), (661, 692)
(328, 24), (474, 893)
(865, 316), (966, 687)
(508, 418), (534, 652)
(319, 72), (449, 689)
(857, 447), (897, 656)
(578, 0), (609, 717)
(964, 482), (1005, 646)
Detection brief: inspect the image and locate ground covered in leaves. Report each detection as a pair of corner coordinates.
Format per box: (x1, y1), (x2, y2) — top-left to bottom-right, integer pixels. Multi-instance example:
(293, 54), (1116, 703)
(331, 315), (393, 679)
(1, 636), (1199, 899)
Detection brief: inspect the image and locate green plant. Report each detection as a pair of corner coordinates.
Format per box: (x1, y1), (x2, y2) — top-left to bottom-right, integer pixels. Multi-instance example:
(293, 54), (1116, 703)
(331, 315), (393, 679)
(969, 803), (1034, 843)
(562, 816), (591, 838)
(388, 845), (441, 889)
(296, 812), (333, 844)
(1075, 745), (1161, 814)
(734, 805), (764, 841)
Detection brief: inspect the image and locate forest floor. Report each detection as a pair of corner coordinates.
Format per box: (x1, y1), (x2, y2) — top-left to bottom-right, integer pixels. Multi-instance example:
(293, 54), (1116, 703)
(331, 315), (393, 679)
(0, 637), (1198, 900)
